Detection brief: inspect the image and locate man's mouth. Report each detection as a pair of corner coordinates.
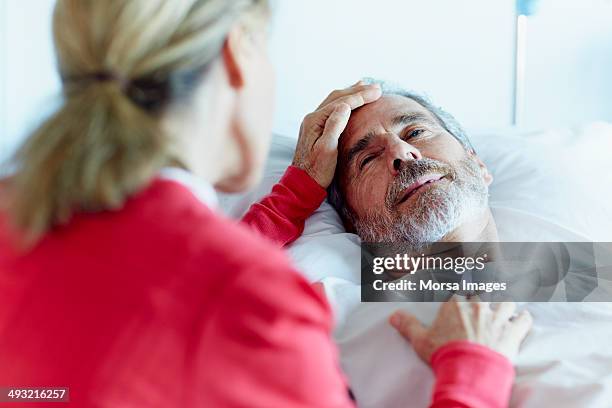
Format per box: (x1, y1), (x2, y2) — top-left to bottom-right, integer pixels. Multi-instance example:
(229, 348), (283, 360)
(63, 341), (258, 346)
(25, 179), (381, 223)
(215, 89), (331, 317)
(395, 174), (446, 206)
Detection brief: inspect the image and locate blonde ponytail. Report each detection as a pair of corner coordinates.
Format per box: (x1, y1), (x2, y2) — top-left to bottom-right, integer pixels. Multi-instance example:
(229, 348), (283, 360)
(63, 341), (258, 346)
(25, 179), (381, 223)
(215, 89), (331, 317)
(5, 0), (269, 243)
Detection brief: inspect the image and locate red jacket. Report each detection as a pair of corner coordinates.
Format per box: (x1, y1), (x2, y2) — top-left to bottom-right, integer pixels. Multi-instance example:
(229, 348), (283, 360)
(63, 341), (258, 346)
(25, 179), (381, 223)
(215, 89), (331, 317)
(0, 166), (513, 407)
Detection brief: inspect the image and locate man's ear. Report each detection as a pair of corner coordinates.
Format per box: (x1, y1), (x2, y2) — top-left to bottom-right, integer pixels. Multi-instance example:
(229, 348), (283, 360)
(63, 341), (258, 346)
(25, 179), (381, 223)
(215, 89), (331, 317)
(222, 24), (248, 89)
(470, 151), (493, 186)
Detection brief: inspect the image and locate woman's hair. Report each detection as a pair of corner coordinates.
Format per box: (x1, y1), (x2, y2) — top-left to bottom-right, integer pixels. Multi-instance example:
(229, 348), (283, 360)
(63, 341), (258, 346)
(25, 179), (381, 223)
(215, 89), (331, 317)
(5, 0), (269, 243)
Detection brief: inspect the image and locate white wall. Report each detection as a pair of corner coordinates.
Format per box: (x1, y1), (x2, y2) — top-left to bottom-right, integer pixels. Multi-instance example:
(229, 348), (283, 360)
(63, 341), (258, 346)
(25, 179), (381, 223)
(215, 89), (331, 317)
(522, 0), (612, 129)
(0, 0), (517, 159)
(0, 0), (7, 161)
(1, 0), (60, 164)
(1, 0), (610, 162)
(268, 0), (516, 137)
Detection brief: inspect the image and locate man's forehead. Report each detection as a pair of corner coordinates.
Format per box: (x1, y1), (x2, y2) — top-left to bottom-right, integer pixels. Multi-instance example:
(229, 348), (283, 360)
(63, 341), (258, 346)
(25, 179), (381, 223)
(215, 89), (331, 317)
(340, 94), (435, 150)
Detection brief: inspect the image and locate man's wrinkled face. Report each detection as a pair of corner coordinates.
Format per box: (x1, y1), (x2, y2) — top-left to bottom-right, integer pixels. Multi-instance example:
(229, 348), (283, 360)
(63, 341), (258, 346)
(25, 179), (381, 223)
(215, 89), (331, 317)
(337, 95), (492, 247)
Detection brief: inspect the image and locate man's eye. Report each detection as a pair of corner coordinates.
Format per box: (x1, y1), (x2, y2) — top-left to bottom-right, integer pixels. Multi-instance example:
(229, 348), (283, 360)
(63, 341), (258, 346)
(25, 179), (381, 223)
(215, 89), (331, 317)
(360, 154), (376, 170)
(406, 128), (426, 139)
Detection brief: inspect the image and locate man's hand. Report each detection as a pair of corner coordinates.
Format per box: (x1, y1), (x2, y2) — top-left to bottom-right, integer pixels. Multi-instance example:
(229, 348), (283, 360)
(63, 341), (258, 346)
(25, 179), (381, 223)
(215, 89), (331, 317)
(292, 81), (382, 188)
(389, 296), (532, 363)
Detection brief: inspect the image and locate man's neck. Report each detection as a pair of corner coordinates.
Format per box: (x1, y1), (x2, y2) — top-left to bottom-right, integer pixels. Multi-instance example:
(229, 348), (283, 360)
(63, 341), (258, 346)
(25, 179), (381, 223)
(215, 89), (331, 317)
(441, 207), (498, 243)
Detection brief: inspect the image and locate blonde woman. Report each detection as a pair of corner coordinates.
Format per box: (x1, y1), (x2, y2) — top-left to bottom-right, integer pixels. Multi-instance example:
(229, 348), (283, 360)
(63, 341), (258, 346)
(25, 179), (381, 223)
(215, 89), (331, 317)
(0, 1), (530, 406)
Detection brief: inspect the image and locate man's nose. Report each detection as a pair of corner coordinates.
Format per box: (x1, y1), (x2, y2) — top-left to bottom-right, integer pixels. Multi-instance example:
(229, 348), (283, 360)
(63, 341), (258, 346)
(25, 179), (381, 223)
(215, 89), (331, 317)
(385, 135), (422, 175)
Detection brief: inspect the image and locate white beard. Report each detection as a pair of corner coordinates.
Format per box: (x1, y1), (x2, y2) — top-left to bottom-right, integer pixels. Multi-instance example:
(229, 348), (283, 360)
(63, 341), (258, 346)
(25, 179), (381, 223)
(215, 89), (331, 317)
(353, 157), (488, 251)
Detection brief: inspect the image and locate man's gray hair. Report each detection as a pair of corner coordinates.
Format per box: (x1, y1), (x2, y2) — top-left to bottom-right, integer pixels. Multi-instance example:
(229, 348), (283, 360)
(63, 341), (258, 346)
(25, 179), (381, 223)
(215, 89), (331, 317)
(328, 78), (474, 226)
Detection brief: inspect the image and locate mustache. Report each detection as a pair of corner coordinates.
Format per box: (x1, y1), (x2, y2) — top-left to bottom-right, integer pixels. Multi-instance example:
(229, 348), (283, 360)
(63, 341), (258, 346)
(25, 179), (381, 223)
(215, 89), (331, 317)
(386, 159), (455, 208)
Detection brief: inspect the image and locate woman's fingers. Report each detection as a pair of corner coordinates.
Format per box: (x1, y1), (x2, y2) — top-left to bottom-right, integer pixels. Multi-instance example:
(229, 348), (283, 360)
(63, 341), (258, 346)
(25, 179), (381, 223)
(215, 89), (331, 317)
(509, 309), (533, 342)
(316, 80), (371, 109)
(495, 309), (532, 360)
(456, 300), (476, 340)
(319, 103), (351, 150)
(389, 310), (427, 343)
(314, 85), (381, 134)
(391, 297), (533, 366)
(292, 82), (381, 188)
(321, 86), (382, 113)
(492, 302), (517, 326)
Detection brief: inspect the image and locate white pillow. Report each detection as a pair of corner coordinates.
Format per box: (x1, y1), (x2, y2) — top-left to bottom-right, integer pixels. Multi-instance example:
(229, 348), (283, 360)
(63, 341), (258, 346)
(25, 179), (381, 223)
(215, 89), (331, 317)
(474, 122), (612, 242)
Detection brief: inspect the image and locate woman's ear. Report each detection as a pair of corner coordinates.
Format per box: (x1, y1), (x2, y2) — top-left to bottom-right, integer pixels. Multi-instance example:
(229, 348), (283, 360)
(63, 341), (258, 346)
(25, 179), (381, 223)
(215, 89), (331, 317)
(470, 151), (493, 186)
(222, 24), (250, 89)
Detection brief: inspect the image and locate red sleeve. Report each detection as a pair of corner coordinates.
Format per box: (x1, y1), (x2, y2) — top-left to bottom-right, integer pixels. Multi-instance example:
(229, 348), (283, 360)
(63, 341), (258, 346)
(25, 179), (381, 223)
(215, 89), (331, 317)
(429, 341), (514, 408)
(241, 166), (327, 247)
(198, 259), (354, 408)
